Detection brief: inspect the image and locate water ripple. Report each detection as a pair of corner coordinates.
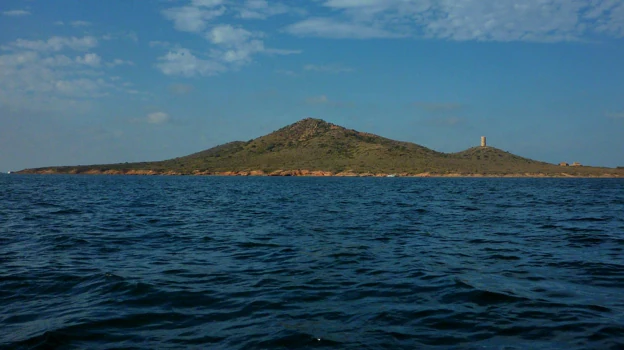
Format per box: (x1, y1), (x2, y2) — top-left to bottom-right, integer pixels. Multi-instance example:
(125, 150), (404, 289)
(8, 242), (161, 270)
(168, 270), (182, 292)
(1, 176), (624, 349)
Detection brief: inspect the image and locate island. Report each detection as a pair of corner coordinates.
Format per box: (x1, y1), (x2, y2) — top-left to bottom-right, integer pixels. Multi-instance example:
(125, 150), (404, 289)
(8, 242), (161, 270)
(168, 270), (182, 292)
(16, 118), (624, 178)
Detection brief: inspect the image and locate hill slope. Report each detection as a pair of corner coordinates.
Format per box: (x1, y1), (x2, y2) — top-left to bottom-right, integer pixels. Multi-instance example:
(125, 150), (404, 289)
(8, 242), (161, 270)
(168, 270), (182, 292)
(17, 118), (624, 177)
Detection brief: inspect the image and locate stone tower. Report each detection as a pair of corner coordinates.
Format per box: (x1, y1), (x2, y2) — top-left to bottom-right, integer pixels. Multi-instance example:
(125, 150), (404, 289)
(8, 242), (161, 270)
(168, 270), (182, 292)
(481, 136), (486, 147)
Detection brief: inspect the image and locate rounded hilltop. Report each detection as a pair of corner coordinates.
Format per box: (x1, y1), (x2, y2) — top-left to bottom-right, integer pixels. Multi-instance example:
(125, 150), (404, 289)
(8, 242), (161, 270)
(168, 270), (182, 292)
(272, 118), (338, 142)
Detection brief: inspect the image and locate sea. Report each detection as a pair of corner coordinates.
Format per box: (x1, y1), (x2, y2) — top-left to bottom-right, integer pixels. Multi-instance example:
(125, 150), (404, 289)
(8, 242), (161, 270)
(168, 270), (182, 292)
(1, 175), (623, 349)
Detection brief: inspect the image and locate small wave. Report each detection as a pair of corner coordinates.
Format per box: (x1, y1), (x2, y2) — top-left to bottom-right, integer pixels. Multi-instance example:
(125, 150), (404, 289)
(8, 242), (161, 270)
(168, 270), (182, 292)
(395, 202), (414, 208)
(561, 227), (605, 233)
(460, 206), (480, 211)
(50, 208), (82, 215)
(236, 241), (281, 249)
(539, 224), (560, 229)
(450, 279), (530, 305)
(329, 251), (361, 259)
(50, 235), (89, 245)
(588, 325), (624, 343)
(10, 312), (192, 349)
(569, 216), (612, 222)
(565, 234), (607, 246)
(468, 238), (506, 245)
(486, 254), (522, 261)
(254, 330), (343, 348)
(32, 201), (62, 208)
(169, 334), (226, 345)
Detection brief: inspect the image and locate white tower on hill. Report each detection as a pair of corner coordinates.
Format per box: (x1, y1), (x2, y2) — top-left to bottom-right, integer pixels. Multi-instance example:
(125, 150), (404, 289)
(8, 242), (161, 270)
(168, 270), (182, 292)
(481, 136), (487, 147)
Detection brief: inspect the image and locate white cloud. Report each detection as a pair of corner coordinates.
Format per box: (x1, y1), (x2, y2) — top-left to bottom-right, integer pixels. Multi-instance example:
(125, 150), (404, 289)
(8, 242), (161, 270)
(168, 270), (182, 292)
(149, 41), (172, 48)
(2, 10), (30, 16)
(285, 17), (401, 39)
(99, 32), (138, 42)
(208, 25), (255, 45)
(41, 54), (75, 67)
(113, 59), (130, 65)
(147, 112), (170, 124)
(5, 36), (98, 52)
(422, 0), (586, 42)
(323, 0), (380, 8)
(0, 51), (80, 70)
(126, 32), (139, 42)
(303, 63), (353, 73)
(206, 25), (265, 64)
(305, 94), (354, 108)
(264, 48), (302, 55)
(284, 0), (624, 41)
(191, 0), (224, 6)
(169, 83), (194, 94)
(162, 5), (226, 32)
(306, 95), (330, 104)
(106, 59), (134, 67)
(158, 2), (300, 76)
(70, 20), (91, 27)
(156, 48), (226, 77)
(585, 0), (620, 19)
(424, 116), (463, 126)
(155, 24), (299, 77)
(207, 25), (301, 65)
(606, 111), (624, 119)
(76, 53), (101, 67)
(220, 44), (263, 63)
(237, 0), (290, 19)
(275, 69), (298, 77)
(591, 1), (624, 37)
(0, 36), (125, 112)
(54, 78), (108, 97)
(322, 0), (429, 19)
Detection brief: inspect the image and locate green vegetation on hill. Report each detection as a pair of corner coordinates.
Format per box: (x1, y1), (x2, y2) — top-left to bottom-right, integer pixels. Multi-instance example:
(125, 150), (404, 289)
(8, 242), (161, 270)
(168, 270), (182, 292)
(17, 118), (624, 177)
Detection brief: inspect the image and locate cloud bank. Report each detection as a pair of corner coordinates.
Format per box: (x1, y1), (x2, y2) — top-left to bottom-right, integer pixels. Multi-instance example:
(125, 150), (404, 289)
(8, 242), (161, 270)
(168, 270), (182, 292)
(157, 0), (301, 77)
(286, 0), (624, 41)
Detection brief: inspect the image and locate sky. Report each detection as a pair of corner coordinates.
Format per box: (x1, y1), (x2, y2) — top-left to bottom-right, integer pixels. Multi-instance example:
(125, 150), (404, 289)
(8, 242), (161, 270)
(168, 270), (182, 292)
(1, 0), (624, 171)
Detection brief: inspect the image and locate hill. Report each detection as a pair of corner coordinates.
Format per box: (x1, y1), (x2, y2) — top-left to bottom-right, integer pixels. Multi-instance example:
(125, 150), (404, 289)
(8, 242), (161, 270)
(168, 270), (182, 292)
(16, 118), (624, 177)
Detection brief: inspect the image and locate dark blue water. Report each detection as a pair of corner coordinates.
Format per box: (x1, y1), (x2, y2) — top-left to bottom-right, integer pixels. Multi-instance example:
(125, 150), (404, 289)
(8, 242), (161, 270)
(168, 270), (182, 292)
(1, 175), (623, 349)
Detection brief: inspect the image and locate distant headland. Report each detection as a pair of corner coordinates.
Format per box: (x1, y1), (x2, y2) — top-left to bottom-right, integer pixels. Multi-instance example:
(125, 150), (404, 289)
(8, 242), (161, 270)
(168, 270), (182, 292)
(16, 118), (624, 178)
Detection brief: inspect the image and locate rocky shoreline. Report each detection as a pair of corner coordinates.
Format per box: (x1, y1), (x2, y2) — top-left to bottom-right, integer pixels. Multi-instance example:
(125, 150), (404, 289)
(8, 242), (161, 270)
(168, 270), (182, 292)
(16, 168), (624, 178)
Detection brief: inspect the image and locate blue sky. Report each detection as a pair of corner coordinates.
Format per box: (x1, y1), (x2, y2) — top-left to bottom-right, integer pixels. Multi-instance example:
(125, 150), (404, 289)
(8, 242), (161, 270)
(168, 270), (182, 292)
(1, 0), (623, 171)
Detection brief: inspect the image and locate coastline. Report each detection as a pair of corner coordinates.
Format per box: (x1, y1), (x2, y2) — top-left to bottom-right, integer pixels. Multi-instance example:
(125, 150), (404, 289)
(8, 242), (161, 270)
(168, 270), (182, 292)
(15, 168), (624, 178)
